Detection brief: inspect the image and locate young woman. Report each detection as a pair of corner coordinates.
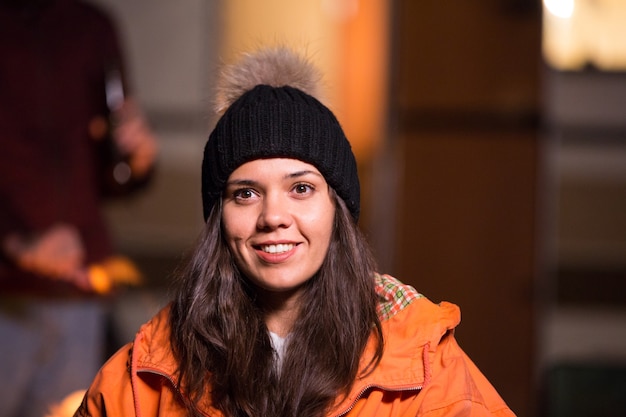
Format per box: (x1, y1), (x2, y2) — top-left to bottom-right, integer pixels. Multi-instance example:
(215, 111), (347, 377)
(75, 48), (515, 417)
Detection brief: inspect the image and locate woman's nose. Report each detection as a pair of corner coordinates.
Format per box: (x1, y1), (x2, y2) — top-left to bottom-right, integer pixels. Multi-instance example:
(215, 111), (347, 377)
(256, 193), (292, 230)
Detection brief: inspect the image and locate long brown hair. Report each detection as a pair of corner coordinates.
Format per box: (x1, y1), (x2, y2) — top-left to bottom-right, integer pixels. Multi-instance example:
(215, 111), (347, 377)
(169, 190), (383, 417)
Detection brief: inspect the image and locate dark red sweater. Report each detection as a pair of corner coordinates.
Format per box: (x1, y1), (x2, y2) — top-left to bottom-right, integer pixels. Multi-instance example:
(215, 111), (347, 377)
(0, 0), (125, 296)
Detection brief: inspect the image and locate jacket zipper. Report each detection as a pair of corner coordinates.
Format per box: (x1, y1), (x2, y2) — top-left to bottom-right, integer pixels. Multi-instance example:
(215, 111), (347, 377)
(137, 367), (178, 388)
(333, 383), (423, 417)
(136, 368), (214, 417)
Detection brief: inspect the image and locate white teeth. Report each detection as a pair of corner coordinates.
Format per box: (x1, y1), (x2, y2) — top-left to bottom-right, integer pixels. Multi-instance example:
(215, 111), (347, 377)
(261, 244), (294, 254)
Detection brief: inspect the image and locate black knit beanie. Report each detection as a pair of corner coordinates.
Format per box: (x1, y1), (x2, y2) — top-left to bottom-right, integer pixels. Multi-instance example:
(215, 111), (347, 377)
(201, 83), (360, 221)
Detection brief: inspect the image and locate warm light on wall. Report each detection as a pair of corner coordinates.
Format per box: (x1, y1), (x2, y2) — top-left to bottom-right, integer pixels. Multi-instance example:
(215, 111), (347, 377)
(219, 0), (345, 115)
(543, 0), (626, 70)
(219, 0), (389, 161)
(334, 0), (389, 161)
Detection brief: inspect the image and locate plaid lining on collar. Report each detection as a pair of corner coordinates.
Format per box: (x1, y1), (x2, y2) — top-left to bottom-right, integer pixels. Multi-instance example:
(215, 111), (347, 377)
(375, 273), (424, 321)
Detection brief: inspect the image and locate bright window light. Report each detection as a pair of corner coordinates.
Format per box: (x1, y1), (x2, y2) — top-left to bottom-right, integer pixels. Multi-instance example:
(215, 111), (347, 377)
(543, 0), (626, 70)
(543, 0), (575, 19)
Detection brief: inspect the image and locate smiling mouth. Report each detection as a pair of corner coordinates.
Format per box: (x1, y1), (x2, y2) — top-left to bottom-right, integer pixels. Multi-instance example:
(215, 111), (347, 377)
(260, 243), (294, 254)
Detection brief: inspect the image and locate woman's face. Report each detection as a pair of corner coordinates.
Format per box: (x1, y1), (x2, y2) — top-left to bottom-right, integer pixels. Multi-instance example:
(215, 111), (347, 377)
(222, 158), (335, 295)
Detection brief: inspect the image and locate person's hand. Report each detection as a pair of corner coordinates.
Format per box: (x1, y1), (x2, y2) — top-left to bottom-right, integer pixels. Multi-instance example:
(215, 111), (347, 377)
(112, 98), (158, 177)
(2, 224), (88, 287)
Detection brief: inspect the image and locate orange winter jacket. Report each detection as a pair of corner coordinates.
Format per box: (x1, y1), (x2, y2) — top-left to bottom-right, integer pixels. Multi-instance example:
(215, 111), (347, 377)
(75, 274), (516, 417)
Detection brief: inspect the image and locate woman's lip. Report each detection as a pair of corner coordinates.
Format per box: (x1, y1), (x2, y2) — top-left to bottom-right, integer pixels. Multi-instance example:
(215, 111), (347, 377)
(254, 242), (298, 263)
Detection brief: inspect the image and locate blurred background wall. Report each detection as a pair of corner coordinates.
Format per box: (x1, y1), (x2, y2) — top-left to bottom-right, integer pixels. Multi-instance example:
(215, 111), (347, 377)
(87, 1), (626, 416)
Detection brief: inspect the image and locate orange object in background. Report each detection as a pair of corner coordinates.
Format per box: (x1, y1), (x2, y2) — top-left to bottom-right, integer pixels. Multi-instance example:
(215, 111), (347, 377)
(88, 255), (143, 294)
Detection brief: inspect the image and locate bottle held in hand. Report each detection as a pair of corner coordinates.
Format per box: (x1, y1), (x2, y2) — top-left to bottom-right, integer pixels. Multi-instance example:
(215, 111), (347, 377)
(90, 66), (149, 197)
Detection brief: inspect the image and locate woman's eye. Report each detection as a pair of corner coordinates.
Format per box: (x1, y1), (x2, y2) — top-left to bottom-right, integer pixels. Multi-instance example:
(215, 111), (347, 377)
(293, 183), (313, 194)
(233, 188), (256, 200)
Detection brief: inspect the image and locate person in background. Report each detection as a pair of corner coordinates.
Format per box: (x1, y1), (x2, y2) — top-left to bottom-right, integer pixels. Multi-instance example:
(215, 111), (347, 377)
(75, 47), (514, 417)
(0, 1), (157, 416)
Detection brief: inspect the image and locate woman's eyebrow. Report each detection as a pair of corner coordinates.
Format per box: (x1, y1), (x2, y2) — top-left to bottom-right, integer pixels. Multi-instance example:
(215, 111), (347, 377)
(285, 170), (323, 180)
(226, 170), (323, 186)
(225, 179), (257, 187)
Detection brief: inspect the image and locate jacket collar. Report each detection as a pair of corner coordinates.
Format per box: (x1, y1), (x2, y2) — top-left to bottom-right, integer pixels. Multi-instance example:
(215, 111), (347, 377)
(329, 275), (461, 415)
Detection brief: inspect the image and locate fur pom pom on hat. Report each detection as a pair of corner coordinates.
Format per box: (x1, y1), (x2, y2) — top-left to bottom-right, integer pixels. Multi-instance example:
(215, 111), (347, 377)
(213, 47), (324, 115)
(201, 47), (360, 221)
